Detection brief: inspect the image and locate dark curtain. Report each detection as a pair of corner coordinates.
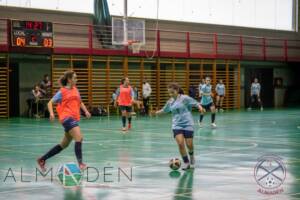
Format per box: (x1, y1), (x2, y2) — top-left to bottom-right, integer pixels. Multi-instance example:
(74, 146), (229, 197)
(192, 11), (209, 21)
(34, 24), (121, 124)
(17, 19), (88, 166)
(94, 0), (112, 47)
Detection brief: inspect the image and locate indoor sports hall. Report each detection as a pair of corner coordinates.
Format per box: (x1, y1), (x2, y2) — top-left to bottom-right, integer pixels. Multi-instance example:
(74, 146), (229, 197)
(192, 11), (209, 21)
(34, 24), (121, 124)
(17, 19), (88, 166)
(0, 0), (299, 199)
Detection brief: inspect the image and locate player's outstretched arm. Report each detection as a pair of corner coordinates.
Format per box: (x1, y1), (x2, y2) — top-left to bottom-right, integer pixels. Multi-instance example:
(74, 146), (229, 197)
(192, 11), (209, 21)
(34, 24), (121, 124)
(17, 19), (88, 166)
(80, 102), (91, 118)
(155, 109), (164, 115)
(47, 99), (55, 121)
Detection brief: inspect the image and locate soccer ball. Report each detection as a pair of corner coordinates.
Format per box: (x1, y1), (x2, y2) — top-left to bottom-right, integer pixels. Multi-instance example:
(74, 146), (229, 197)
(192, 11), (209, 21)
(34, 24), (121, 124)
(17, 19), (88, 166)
(265, 176), (275, 188)
(169, 158), (181, 170)
(57, 163), (83, 187)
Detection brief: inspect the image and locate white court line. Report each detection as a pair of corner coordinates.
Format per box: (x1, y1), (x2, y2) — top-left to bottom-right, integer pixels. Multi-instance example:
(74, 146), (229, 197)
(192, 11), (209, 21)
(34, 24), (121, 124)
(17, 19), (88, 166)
(0, 141), (258, 186)
(1, 119), (299, 137)
(0, 130), (296, 166)
(83, 142), (259, 175)
(0, 186), (50, 194)
(0, 139), (143, 148)
(1, 114), (297, 134)
(0, 135), (250, 149)
(0, 147), (74, 159)
(0, 123), (298, 149)
(0, 119), (296, 157)
(0, 125), (294, 145)
(0, 127), (295, 149)
(197, 135), (300, 147)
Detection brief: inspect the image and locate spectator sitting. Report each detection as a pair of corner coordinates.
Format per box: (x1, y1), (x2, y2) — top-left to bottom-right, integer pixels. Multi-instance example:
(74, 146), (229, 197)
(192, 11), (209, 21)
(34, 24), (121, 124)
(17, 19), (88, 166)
(89, 105), (107, 116)
(133, 86), (139, 102)
(27, 84), (43, 117)
(40, 74), (51, 98)
(111, 88), (118, 106)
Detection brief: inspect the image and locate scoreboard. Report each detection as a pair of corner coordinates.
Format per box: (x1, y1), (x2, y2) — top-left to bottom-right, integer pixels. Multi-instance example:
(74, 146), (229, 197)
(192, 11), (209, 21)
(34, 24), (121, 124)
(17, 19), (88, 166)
(11, 20), (53, 48)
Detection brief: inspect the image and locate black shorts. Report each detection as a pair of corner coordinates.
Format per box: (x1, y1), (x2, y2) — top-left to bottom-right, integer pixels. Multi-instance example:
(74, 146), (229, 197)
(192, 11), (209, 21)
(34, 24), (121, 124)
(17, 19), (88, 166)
(62, 117), (79, 132)
(251, 95), (260, 102)
(201, 102), (215, 110)
(173, 129), (194, 138)
(217, 95), (224, 98)
(119, 106), (132, 112)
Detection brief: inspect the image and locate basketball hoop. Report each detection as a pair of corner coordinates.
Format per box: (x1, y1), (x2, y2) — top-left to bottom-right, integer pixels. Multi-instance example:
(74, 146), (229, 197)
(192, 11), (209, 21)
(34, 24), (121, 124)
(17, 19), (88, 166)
(127, 40), (142, 54)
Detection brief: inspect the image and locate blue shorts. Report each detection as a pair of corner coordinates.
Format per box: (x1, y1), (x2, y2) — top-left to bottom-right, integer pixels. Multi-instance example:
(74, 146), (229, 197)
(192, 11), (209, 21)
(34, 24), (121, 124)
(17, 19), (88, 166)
(173, 130), (194, 138)
(62, 117), (79, 132)
(201, 102), (214, 110)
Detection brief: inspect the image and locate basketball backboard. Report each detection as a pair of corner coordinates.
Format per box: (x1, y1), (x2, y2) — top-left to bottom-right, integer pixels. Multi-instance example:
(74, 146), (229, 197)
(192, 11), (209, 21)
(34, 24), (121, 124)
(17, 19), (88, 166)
(112, 17), (145, 45)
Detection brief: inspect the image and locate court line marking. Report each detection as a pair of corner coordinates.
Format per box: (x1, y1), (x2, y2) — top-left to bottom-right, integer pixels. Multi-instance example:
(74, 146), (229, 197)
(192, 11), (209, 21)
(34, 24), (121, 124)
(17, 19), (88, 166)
(0, 142), (248, 164)
(2, 113), (300, 134)
(0, 141), (258, 175)
(0, 121), (297, 162)
(0, 131), (299, 170)
(0, 125), (298, 147)
(0, 119), (292, 133)
(0, 111), (298, 127)
(1, 120), (300, 148)
(1, 129), (298, 162)
(0, 186), (50, 194)
(0, 127), (295, 141)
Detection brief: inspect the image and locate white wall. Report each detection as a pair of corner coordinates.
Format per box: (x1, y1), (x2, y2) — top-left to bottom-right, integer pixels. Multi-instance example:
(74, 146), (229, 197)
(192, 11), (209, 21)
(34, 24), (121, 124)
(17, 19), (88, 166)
(0, 0), (294, 30)
(109, 0), (294, 31)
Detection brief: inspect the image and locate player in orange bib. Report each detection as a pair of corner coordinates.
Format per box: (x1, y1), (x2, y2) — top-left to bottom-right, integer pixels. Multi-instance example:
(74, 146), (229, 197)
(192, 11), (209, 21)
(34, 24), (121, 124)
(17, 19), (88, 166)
(115, 77), (134, 131)
(37, 70), (91, 171)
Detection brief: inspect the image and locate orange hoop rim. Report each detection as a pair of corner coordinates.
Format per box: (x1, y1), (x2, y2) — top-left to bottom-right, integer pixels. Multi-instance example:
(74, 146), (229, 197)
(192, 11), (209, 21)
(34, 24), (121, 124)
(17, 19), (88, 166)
(124, 40), (141, 46)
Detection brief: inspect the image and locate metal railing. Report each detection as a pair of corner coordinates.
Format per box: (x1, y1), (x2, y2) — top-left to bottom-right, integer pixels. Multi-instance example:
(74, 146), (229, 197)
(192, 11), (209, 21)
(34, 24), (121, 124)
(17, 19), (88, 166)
(0, 19), (299, 61)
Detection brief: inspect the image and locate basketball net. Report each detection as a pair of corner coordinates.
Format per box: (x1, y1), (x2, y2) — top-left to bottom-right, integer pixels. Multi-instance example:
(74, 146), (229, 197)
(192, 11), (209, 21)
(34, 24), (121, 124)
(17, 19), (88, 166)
(127, 40), (142, 54)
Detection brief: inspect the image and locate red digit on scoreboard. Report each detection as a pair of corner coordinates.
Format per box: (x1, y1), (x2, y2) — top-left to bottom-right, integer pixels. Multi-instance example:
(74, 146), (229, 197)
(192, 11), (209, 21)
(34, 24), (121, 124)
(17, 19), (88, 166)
(26, 21), (33, 29)
(33, 22), (43, 30)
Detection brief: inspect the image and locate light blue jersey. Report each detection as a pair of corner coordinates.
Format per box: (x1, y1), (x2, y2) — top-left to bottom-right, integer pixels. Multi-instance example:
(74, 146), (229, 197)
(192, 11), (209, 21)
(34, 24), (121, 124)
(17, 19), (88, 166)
(215, 83), (225, 96)
(200, 84), (213, 105)
(112, 93), (117, 101)
(162, 95), (200, 131)
(198, 83), (203, 96)
(251, 83), (261, 96)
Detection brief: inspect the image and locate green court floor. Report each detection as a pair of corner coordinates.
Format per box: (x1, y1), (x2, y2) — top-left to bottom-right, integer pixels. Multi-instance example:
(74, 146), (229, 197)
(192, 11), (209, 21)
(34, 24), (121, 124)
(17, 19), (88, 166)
(0, 109), (300, 200)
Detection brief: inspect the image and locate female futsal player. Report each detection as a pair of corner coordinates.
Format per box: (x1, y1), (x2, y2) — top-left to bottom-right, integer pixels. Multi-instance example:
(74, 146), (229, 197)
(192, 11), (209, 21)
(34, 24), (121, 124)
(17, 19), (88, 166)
(156, 83), (202, 170)
(198, 78), (205, 101)
(37, 70), (91, 171)
(115, 77), (134, 131)
(198, 77), (217, 128)
(248, 78), (263, 111)
(215, 79), (225, 112)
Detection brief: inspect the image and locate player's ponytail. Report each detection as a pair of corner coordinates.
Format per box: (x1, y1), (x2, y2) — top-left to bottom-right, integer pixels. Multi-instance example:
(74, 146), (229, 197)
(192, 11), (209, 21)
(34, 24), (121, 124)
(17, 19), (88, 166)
(179, 88), (184, 94)
(59, 70), (75, 86)
(121, 78), (125, 85)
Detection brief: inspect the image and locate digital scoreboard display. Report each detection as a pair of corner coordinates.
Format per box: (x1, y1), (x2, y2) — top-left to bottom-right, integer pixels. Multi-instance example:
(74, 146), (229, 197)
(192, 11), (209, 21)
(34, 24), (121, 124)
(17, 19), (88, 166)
(11, 20), (53, 48)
